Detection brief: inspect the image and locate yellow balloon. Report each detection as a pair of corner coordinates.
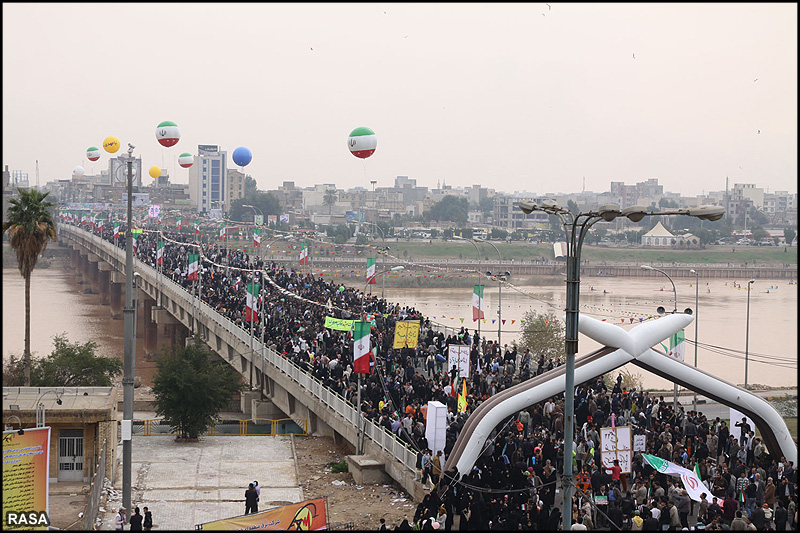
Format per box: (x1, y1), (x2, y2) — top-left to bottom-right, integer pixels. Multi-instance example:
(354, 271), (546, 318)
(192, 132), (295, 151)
(149, 166), (161, 179)
(103, 136), (120, 153)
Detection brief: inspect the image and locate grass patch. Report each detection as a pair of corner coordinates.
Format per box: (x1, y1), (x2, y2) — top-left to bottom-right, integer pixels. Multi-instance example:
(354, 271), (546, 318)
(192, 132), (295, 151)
(329, 460), (349, 473)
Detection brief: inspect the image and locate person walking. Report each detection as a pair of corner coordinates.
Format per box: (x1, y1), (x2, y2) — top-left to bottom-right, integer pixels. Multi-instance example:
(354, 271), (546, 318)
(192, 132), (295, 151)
(253, 480), (261, 502)
(142, 507), (153, 531)
(115, 508), (127, 531)
(245, 482), (259, 515)
(129, 507), (143, 531)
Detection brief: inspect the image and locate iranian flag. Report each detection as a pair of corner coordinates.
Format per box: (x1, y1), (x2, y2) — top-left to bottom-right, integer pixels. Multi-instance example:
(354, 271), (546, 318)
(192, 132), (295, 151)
(194, 221), (200, 236)
(219, 226), (226, 241)
(253, 227), (261, 247)
(366, 257), (377, 284)
(176, 218), (182, 232)
(157, 240), (164, 266)
(97, 217), (104, 231)
(642, 454), (706, 502)
(472, 285), (485, 321)
(353, 320), (371, 373)
(299, 242), (309, 265)
(113, 222), (121, 238)
(245, 283), (260, 322)
(187, 254), (199, 280)
(132, 236), (138, 254)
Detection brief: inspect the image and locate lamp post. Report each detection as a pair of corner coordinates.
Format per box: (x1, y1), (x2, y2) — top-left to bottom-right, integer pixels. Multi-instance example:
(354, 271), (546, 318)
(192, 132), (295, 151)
(454, 236), (483, 346)
(35, 390), (63, 428)
(476, 237), (505, 346)
(242, 204), (262, 391)
(122, 142), (136, 516)
(690, 269), (699, 413)
(517, 200), (724, 530)
(356, 265), (404, 455)
(641, 265), (679, 411)
(745, 279), (755, 389)
(5, 415), (24, 434)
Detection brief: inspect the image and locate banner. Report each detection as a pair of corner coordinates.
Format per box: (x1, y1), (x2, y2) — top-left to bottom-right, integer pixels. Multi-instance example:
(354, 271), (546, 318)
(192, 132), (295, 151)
(2, 427), (51, 530)
(324, 316), (354, 331)
(366, 258), (377, 284)
(353, 320), (371, 373)
(667, 329), (685, 362)
(198, 498), (327, 530)
(268, 215), (277, 225)
(472, 285), (485, 321)
(642, 454), (706, 502)
(457, 378), (467, 412)
(299, 243), (309, 265)
(447, 345), (470, 378)
(392, 320), (420, 349)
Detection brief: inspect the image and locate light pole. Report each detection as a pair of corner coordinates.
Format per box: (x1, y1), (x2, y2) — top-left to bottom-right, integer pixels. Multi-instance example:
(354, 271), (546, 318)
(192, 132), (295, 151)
(454, 236), (483, 346)
(745, 279), (755, 389)
(690, 269), (699, 413)
(242, 204), (262, 391)
(518, 200), (724, 530)
(122, 142), (136, 516)
(476, 237), (504, 346)
(356, 265), (404, 455)
(35, 390), (63, 428)
(641, 265), (679, 412)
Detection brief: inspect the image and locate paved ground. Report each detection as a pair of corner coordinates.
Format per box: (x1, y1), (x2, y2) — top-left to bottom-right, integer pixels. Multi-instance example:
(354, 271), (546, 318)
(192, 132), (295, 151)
(96, 435), (302, 530)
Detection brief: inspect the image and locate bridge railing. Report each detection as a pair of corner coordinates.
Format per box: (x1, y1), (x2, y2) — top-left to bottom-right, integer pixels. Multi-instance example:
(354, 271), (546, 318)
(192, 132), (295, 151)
(61, 224), (418, 473)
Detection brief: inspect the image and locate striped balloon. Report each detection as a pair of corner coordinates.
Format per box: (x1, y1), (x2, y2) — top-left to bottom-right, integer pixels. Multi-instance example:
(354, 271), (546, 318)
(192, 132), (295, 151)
(86, 146), (101, 161)
(347, 127), (377, 159)
(156, 120), (180, 147)
(178, 152), (194, 168)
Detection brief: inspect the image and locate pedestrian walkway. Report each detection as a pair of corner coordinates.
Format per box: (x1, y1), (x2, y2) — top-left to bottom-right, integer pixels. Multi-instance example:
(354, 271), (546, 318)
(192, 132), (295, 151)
(98, 435), (303, 530)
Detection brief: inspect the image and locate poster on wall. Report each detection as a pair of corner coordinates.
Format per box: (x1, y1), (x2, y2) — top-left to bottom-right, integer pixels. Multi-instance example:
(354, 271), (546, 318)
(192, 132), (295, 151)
(2, 427), (51, 530)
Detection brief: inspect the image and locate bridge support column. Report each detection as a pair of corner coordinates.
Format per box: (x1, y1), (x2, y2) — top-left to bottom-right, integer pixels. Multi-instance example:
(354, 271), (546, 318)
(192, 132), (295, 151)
(110, 282), (123, 319)
(69, 249), (80, 273)
(98, 270), (111, 305)
(143, 299), (158, 360)
(87, 259), (100, 294)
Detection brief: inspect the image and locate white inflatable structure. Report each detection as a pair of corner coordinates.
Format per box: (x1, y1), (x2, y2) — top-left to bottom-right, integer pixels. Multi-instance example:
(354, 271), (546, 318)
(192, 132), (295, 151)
(444, 313), (796, 478)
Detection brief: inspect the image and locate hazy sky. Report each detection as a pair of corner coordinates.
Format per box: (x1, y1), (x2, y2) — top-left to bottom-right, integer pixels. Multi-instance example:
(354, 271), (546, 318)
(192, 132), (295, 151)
(3, 3), (797, 198)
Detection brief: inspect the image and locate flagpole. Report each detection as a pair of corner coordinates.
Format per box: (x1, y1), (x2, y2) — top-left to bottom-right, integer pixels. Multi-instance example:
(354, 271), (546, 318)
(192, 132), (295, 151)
(249, 258), (254, 391)
(260, 271), (266, 400)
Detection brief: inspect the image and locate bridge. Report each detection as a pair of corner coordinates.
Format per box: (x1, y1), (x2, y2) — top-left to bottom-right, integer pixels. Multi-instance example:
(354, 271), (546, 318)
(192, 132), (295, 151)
(57, 224), (425, 499)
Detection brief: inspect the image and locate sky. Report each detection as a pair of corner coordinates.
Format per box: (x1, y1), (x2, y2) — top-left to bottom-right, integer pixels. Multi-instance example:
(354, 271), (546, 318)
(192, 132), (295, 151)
(2, 3), (797, 198)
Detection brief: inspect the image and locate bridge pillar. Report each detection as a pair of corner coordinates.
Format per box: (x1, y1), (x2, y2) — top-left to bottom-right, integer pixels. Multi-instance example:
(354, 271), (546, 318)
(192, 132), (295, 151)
(68, 248), (80, 273)
(87, 258), (100, 294)
(143, 298), (158, 359)
(110, 282), (123, 319)
(98, 270), (111, 305)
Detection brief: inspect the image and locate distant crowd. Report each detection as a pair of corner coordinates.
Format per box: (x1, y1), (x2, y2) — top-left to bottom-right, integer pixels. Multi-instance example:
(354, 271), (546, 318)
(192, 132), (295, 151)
(66, 219), (797, 530)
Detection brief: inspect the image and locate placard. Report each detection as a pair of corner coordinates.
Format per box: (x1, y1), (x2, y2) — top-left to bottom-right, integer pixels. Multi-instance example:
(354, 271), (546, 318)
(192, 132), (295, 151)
(447, 345), (470, 378)
(600, 425), (632, 474)
(633, 434), (646, 452)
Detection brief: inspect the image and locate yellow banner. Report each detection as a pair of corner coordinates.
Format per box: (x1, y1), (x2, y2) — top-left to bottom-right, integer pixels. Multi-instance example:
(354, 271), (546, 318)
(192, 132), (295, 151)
(324, 316), (354, 331)
(393, 320), (420, 349)
(2, 427), (51, 530)
(199, 498), (327, 530)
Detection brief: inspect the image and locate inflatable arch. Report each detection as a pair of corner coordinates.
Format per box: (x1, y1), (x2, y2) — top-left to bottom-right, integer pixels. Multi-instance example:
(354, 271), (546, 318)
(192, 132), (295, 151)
(444, 313), (796, 477)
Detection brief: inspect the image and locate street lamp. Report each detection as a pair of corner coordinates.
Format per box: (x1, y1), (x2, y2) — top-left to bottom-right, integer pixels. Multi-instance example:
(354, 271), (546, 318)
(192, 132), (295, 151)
(517, 200), (723, 530)
(5, 415), (25, 435)
(745, 279), (755, 389)
(356, 265), (404, 455)
(242, 204), (262, 391)
(474, 237), (505, 346)
(690, 269), (699, 413)
(35, 390), (63, 428)
(454, 236), (484, 345)
(122, 142), (136, 516)
(641, 265), (679, 412)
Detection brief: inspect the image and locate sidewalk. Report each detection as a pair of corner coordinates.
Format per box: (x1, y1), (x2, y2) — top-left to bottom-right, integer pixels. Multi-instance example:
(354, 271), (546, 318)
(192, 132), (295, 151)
(98, 435), (303, 530)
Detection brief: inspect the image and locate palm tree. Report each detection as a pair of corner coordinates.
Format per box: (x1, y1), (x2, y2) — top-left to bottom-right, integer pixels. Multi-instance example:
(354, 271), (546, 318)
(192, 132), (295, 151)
(3, 188), (57, 385)
(323, 188), (338, 216)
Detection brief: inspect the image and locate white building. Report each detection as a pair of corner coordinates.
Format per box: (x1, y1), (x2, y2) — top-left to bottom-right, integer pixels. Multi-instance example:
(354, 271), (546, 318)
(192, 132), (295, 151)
(188, 144), (227, 213)
(641, 221), (700, 248)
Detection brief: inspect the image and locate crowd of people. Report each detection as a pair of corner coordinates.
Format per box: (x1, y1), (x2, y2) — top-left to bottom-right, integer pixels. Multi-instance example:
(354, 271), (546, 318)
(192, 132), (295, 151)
(65, 217), (797, 530)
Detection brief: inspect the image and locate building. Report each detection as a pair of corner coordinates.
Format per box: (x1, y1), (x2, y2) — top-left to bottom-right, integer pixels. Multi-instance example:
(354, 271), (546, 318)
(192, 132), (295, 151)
(641, 220), (700, 248)
(188, 145), (228, 213)
(227, 169), (246, 204)
(2, 387), (119, 483)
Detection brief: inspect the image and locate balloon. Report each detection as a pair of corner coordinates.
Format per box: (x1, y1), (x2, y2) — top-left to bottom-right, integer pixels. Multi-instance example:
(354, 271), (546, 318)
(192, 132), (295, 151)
(155, 120), (180, 147)
(178, 152), (194, 168)
(232, 146), (252, 167)
(348, 127), (377, 159)
(86, 147), (101, 161)
(149, 166), (161, 179)
(103, 136), (120, 153)
(73, 166), (85, 178)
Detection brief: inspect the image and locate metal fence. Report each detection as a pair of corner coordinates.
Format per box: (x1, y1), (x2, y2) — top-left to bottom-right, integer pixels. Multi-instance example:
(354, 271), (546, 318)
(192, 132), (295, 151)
(82, 442), (106, 530)
(118, 418), (308, 436)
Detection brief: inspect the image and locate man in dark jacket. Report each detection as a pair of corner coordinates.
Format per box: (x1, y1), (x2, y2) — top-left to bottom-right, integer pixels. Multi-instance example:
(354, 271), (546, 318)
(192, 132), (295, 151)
(244, 483), (258, 515)
(750, 503), (766, 529)
(774, 500), (788, 530)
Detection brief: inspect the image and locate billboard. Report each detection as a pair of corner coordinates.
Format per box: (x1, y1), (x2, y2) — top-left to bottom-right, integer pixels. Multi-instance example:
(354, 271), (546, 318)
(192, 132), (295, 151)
(2, 427), (51, 530)
(198, 498), (327, 530)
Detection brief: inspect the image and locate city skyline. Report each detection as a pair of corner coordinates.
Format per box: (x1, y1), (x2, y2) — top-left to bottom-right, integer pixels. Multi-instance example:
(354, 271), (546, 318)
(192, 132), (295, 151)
(3, 3), (797, 197)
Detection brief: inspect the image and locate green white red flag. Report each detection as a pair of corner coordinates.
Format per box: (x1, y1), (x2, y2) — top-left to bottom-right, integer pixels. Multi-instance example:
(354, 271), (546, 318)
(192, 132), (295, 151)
(220, 226), (226, 241)
(187, 254), (199, 280)
(176, 218), (182, 231)
(299, 242), (309, 265)
(254, 227), (261, 247)
(245, 283), (260, 322)
(366, 257), (376, 284)
(157, 240), (164, 266)
(472, 285), (485, 321)
(353, 321), (371, 373)
(641, 454), (705, 502)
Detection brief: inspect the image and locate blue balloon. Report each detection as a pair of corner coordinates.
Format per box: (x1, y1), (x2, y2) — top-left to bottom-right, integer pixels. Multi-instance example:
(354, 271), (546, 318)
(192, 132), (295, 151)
(232, 146), (252, 167)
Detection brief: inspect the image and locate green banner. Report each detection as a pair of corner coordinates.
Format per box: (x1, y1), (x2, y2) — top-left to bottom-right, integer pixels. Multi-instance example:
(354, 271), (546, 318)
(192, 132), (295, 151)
(324, 316), (354, 331)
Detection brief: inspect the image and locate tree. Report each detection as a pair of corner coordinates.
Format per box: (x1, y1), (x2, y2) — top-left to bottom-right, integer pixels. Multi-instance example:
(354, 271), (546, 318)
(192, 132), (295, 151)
(517, 310), (565, 362)
(3, 188), (57, 386)
(784, 228), (796, 246)
(323, 189), (338, 215)
(750, 226), (769, 242)
(3, 334), (122, 387)
(244, 175), (258, 197)
(151, 337), (246, 440)
(427, 195), (469, 225)
(228, 192), (281, 222)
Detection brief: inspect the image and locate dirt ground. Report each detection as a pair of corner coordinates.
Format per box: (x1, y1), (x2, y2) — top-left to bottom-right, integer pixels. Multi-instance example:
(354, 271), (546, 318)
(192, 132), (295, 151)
(294, 435), (419, 530)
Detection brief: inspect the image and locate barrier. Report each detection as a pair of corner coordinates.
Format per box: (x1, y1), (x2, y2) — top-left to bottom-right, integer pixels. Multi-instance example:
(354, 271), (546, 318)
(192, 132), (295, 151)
(117, 418), (308, 437)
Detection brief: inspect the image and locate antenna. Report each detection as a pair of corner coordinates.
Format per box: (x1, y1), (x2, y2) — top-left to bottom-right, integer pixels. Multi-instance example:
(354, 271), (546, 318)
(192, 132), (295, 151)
(582, 176), (585, 193)
(36, 160), (39, 189)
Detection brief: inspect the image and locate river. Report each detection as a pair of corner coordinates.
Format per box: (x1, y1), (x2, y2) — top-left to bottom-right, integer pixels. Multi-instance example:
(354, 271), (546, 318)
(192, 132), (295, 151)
(3, 263), (796, 391)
